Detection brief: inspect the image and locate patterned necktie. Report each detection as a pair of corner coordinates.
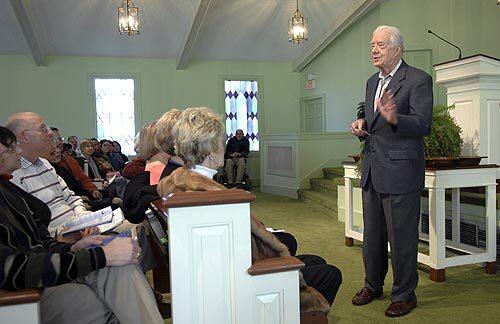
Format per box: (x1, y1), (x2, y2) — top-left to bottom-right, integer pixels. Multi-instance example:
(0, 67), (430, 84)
(374, 76), (391, 112)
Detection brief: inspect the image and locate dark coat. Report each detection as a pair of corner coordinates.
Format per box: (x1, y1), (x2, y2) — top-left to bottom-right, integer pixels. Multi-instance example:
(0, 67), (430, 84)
(225, 136), (250, 159)
(0, 177), (106, 290)
(360, 60), (433, 194)
(122, 160), (181, 223)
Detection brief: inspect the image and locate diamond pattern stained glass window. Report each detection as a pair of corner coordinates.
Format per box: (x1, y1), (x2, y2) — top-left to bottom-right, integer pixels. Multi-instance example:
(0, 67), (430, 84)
(224, 80), (259, 151)
(94, 78), (136, 155)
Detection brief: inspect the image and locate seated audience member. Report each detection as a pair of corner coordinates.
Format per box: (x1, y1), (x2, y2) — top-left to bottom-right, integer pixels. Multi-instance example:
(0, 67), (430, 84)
(122, 110), (183, 223)
(157, 107), (342, 312)
(45, 138), (122, 211)
(62, 142), (76, 158)
(121, 155), (147, 180)
(140, 121), (167, 185)
(81, 139), (128, 199)
(68, 135), (81, 156)
(6, 112), (93, 237)
(80, 139), (106, 179)
(121, 131), (147, 179)
(100, 139), (126, 171)
(225, 128), (250, 186)
(90, 137), (101, 154)
(0, 126), (163, 324)
(112, 140), (129, 163)
(92, 141), (117, 176)
(50, 127), (64, 150)
(154, 109), (185, 180)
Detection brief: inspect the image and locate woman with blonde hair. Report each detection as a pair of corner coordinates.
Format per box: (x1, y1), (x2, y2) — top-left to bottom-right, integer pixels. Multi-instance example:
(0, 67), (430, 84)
(122, 109), (184, 223)
(157, 107), (341, 315)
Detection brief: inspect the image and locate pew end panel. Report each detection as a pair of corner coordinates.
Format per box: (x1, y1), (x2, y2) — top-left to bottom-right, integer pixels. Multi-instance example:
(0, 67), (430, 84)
(0, 288), (42, 324)
(152, 189), (302, 324)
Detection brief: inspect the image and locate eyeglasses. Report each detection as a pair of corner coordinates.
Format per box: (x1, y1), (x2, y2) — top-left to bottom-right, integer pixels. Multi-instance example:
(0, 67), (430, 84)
(24, 125), (50, 134)
(0, 142), (20, 155)
(51, 136), (64, 144)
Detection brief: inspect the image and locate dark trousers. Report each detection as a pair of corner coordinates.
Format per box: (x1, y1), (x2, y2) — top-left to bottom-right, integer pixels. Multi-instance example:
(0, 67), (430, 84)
(362, 178), (421, 302)
(274, 232), (342, 305)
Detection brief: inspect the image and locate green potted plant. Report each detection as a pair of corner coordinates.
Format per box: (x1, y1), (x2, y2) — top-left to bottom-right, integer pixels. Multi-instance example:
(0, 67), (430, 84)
(424, 105), (464, 167)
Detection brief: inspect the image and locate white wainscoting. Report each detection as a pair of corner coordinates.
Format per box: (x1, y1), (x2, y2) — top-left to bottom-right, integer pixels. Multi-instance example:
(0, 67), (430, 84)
(166, 196), (301, 324)
(260, 132), (358, 198)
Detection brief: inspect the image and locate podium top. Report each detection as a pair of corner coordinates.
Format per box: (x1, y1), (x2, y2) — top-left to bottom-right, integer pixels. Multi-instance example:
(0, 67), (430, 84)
(434, 54), (500, 67)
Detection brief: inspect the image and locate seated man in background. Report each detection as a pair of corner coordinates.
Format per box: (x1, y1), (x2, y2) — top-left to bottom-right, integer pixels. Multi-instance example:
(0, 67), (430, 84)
(224, 129), (250, 187)
(6, 112), (92, 237)
(0, 126), (163, 324)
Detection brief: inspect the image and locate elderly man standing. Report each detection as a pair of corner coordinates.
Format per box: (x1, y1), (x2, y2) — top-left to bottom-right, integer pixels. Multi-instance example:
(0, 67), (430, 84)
(350, 25), (433, 317)
(6, 112), (90, 237)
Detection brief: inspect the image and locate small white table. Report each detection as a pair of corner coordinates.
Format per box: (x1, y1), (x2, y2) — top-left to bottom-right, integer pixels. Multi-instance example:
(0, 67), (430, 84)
(343, 162), (497, 282)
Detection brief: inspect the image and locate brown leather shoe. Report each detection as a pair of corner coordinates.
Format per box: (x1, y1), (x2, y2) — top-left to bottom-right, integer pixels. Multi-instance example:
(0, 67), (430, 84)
(385, 299), (417, 317)
(352, 287), (383, 306)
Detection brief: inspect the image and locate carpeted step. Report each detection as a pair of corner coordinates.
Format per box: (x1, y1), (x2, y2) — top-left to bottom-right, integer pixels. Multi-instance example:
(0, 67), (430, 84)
(332, 177), (361, 188)
(322, 167), (344, 179)
(310, 178), (338, 197)
(298, 195), (337, 218)
(298, 189), (338, 217)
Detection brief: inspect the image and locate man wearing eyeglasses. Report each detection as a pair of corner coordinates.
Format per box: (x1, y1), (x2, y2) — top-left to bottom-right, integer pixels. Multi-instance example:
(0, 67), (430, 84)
(350, 26), (433, 317)
(6, 112), (91, 238)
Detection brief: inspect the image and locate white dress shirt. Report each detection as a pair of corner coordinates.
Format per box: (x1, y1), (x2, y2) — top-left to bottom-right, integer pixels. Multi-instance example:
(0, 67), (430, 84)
(374, 59), (402, 112)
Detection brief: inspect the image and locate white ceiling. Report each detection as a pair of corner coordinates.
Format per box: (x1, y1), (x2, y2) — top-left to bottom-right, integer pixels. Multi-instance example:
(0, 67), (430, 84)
(1, 0), (353, 62)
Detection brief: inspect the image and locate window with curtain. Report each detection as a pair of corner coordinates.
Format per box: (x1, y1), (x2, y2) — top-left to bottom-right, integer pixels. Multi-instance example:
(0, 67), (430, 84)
(93, 78), (136, 155)
(224, 80), (259, 151)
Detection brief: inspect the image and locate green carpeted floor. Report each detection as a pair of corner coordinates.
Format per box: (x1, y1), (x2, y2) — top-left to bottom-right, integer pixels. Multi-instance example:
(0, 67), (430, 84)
(165, 189), (500, 323)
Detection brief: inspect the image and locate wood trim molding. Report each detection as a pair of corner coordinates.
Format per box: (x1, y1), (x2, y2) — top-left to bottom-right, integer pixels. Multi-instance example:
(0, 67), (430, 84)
(248, 256), (304, 276)
(8, 0), (46, 66)
(176, 0), (213, 70)
(291, 0), (380, 72)
(0, 289), (42, 306)
(151, 189), (255, 210)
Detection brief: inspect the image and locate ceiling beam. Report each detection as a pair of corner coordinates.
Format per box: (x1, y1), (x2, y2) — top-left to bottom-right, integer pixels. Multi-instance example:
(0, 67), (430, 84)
(291, 0), (381, 72)
(176, 0), (212, 70)
(9, 0), (46, 66)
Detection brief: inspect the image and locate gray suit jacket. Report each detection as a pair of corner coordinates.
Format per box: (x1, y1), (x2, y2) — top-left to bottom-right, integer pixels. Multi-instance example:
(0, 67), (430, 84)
(360, 60), (433, 194)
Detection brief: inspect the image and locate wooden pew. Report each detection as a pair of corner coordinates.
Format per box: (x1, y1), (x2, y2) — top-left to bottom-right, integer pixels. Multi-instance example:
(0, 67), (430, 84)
(150, 189), (303, 324)
(0, 289), (42, 324)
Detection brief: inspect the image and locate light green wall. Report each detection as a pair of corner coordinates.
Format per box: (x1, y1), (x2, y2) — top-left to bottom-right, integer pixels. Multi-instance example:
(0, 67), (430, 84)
(0, 55), (300, 139)
(300, 0), (500, 132)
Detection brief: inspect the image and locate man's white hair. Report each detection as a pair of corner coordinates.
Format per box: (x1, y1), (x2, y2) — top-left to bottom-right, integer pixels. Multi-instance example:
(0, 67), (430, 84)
(373, 25), (404, 50)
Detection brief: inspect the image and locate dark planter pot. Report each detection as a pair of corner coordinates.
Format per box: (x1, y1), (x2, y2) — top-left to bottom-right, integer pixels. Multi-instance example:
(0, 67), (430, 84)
(348, 154), (361, 163)
(425, 157), (458, 168)
(425, 156), (486, 168)
(453, 156), (486, 167)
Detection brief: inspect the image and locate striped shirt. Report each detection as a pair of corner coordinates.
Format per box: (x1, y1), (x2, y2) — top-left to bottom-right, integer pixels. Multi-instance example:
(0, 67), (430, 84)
(11, 157), (88, 236)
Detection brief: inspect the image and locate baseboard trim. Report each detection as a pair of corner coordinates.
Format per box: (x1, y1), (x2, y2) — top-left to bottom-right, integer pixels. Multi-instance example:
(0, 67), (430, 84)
(261, 184), (298, 199)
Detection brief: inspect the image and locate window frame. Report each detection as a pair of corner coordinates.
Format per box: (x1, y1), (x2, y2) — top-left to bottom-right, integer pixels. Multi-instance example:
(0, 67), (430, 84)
(89, 73), (142, 147)
(218, 75), (264, 155)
